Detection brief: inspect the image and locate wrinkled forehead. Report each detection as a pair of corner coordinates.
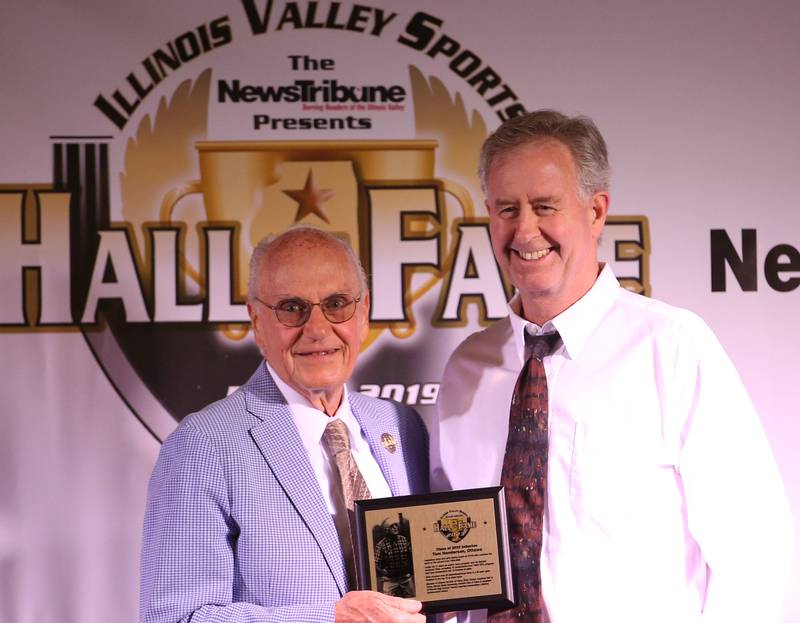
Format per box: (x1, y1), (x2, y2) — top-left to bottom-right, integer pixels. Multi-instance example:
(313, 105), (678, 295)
(486, 138), (580, 198)
(259, 238), (361, 296)
(492, 137), (576, 171)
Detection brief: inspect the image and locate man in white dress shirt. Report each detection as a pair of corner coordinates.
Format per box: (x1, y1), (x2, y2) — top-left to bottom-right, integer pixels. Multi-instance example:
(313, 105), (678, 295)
(432, 110), (793, 623)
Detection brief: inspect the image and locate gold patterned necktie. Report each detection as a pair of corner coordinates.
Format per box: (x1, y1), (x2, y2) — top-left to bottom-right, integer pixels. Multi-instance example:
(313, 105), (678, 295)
(322, 418), (372, 588)
(490, 330), (561, 622)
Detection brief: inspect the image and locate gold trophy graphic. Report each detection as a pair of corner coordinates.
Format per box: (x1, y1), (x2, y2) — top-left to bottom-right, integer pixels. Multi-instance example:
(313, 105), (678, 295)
(160, 140), (475, 341)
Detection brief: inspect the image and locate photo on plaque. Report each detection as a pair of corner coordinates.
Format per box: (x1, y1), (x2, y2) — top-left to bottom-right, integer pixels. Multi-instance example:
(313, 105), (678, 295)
(354, 487), (514, 614)
(372, 515), (416, 598)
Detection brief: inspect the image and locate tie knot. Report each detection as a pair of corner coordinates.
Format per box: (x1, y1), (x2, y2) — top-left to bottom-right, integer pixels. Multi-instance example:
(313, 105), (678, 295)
(322, 419), (351, 456)
(525, 330), (561, 361)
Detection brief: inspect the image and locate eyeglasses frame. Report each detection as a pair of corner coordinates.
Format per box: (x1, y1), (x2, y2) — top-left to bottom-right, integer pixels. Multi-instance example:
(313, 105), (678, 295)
(253, 292), (363, 328)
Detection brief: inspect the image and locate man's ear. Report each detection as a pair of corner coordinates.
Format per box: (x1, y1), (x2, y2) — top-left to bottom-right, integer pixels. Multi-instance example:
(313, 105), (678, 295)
(590, 191), (610, 236)
(359, 292), (371, 342)
(247, 302), (260, 336)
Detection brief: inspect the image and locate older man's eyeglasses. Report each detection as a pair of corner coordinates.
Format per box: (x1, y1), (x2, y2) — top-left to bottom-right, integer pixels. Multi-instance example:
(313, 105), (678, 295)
(254, 293), (362, 327)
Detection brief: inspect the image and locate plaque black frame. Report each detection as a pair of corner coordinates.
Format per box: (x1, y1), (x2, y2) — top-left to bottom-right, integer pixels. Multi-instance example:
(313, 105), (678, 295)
(354, 486), (515, 615)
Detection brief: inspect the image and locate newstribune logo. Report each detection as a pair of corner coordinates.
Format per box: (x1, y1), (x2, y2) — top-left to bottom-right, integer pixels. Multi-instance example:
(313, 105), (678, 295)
(0, 2), (650, 441)
(434, 510), (477, 544)
(92, 3), (528, 132)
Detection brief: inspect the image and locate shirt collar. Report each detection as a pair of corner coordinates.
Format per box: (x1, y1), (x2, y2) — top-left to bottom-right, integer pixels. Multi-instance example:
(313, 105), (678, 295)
(507, 263), (620, 362)
(265, 361), (359, 455)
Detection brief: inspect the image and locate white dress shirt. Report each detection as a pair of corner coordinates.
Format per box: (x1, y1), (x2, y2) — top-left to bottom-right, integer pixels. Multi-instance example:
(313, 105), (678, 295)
(266, 363), (392, 564)
(431, 265), (793, 623)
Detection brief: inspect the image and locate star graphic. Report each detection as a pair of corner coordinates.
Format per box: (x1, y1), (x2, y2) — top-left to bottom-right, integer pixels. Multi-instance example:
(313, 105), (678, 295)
(282, 170), (334, 224)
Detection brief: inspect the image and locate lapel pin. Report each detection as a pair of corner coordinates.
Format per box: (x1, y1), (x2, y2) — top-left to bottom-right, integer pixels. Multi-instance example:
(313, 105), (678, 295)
(380, 432), (397, 453)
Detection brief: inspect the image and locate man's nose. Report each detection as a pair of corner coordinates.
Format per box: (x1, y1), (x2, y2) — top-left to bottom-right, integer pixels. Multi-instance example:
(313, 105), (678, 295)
(302, 304), (332, 337)
(515, 206), (542, 240)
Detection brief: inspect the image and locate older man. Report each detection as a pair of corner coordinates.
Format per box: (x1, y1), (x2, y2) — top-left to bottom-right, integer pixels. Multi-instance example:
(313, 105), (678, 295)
(141, 226), (429, 623)
(432, 111), (792, 622)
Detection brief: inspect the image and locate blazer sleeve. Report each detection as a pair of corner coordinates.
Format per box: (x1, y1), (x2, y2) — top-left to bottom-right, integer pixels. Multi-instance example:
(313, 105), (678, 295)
(139, 422), (336, 623)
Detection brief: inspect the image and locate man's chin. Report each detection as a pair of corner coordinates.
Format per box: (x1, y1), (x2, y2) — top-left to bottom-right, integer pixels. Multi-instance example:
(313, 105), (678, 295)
(293, 370), (347, 394)
(511, 272), (560, 296)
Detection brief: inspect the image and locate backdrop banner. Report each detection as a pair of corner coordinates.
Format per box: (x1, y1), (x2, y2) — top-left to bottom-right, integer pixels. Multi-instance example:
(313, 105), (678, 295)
(1, 2), (798, 622)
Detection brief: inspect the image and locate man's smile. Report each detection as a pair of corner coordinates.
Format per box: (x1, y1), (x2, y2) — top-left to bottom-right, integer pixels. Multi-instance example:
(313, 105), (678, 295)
(295, 347), (341, 358)
(512, 247), (553, 261)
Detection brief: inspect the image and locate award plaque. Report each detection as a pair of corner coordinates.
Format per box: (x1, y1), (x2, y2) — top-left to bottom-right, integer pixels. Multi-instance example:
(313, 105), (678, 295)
(354, 487), (514, 614)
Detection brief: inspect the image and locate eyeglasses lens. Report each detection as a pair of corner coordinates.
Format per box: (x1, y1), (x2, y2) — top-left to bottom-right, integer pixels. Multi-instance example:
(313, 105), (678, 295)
(275, 294), (357, 327)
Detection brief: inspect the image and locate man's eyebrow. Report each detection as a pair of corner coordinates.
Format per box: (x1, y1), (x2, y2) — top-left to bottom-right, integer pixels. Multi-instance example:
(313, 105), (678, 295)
(275, 291), (356, 301)
(529, 194), (558, 204)
(492, 195), (558, 205)
(492, 197), (519, 205)
(273, 293), (305, 300)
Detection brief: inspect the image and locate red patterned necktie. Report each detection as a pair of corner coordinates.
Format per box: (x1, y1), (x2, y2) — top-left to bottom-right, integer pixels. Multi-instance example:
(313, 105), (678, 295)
(490, 330), (561, 622)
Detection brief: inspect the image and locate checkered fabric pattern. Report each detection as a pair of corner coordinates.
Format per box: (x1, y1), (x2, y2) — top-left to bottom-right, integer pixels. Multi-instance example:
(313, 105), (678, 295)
(490, 331), (560, 623)
(374, 534), (413, 577)
(139, 362), (429, 623)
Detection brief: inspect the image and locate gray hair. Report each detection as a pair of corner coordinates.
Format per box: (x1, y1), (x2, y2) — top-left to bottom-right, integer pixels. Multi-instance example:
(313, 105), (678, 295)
(478, 109), (610, 199)
(247, 225), (368, 302)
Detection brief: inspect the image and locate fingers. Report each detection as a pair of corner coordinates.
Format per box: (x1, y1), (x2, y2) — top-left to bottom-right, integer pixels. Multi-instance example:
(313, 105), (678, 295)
(380, 592), (422, 613)
(335, 590), (425, 622)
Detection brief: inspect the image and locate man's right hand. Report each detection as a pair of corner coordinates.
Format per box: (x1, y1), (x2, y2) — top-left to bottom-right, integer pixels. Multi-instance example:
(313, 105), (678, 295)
(334, 590), (425, 622)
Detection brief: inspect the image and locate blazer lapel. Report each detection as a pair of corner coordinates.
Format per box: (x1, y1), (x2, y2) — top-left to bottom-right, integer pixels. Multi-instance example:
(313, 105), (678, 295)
(350, 394), (411, 497)
(245, 365), (349, 595)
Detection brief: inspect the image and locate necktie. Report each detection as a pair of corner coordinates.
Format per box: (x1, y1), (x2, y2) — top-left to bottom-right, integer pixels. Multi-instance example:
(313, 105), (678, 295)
(322, 418), (372, 589)
(490, 330), (561, 622)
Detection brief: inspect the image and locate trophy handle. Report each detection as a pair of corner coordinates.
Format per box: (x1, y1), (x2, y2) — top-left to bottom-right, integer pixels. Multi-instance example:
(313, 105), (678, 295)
(388, 176), (478, 340)
(159, 180), (204, 286)
(440, 178), (476, 219)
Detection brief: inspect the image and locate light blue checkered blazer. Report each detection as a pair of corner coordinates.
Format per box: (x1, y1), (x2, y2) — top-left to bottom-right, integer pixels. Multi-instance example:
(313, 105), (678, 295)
(140, 363), (430, 623)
